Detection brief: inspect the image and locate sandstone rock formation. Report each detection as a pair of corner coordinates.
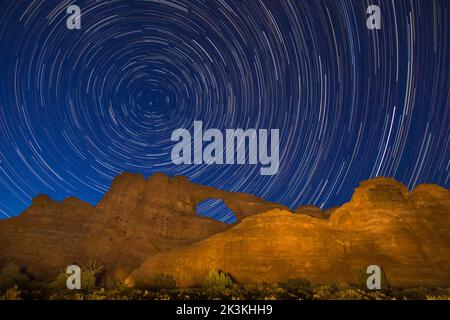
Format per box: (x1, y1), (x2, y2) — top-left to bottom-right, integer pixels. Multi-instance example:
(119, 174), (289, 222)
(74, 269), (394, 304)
(295, 205), (328, 219)
(0, 172), (283, 283)
(0, 194), (95, 279)
(0, 175), (448, 288)
(126, 178), (450, 288)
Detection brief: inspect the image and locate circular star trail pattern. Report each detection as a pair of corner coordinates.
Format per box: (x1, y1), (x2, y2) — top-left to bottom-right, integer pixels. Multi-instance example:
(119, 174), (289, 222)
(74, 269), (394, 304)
(0, 0), (449, 220)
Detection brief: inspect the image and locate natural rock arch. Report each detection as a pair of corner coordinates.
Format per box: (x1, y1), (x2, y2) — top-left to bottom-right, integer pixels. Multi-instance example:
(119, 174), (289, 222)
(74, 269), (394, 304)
(196, 198), (238, 224)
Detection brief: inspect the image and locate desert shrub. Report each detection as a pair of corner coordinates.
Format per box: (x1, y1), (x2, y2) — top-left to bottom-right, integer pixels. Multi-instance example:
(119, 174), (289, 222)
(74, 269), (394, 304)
(366, 290), (391, 300)
(49, 269), (92, 292)
(426, 292), (450, 300)
(81, 260), (104, 290)
(1, 283), (449, 300)
(149, 274), (177, 290)
(85, 288), (108, 300)
(0, 264), (29, 290)
(240, 283), (284, 300)
(312, 284), (340, 300)
(80, 270), (96, 291)
(395, 288), (433, 300)
(49, 271), (70, 291)
(333, 288), (371, 300)
(204, 270), (235, 290)
(48, 260), (104, 292)
(0, 285), (22, 300)
(280, 278), (313, 299)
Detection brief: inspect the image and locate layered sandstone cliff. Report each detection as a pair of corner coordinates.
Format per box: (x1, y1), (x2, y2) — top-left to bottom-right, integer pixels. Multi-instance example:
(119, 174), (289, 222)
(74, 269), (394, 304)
(126, 178), (450, 288)
(0, 175), (448, 288)
(0, 172), (283, 283)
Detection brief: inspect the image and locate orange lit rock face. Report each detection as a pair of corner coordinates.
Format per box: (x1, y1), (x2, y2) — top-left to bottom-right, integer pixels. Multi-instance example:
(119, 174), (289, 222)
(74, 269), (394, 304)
(295, 205), (329, 219)
(0, 175), (449, 288)
(126, 178), (450, 288)
(0, 173), (282, 282)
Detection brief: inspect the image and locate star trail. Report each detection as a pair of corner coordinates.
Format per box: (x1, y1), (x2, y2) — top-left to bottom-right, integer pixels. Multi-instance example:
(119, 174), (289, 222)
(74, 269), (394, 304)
(0, 0), (448, 219)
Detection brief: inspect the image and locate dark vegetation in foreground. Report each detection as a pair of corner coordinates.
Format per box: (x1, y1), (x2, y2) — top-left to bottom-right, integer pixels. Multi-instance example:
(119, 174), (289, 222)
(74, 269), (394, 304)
(0, 263), (448, 300)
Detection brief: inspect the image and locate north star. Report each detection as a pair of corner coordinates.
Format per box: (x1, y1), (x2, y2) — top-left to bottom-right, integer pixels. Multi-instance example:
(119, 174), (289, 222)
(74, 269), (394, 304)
(176, 304), (211, 318)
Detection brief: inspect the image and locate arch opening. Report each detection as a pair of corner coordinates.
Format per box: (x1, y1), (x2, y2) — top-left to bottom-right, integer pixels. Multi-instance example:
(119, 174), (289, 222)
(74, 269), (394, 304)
(196, 198), (237, 224)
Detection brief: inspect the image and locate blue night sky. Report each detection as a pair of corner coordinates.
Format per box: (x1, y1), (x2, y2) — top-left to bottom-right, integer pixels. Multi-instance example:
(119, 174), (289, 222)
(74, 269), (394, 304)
(0, 0), (448, 219)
